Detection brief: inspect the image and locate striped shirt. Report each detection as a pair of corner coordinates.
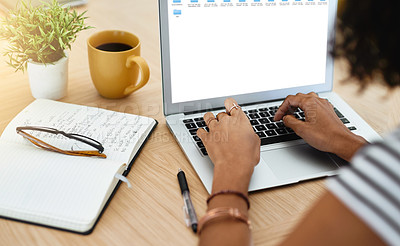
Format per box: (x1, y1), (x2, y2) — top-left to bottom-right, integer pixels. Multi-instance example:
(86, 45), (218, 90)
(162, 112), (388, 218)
(327, 129), (400, 246)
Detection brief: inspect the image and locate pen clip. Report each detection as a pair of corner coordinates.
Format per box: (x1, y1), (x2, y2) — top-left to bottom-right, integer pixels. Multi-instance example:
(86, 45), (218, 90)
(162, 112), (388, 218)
(182, 205), (190, 227)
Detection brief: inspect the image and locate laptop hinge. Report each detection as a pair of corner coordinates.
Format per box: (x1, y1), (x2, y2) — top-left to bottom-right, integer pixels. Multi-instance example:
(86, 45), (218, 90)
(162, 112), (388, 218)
(183, 97), (288, 116)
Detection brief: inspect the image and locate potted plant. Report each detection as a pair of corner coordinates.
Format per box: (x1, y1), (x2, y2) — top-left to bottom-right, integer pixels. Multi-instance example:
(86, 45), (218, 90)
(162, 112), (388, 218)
(0, 0), (91, 100)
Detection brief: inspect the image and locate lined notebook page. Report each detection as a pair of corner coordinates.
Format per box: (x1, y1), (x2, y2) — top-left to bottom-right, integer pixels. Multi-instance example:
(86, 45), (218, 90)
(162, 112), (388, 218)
(0, 143), (125, 232)
(1, 99), (155, 163)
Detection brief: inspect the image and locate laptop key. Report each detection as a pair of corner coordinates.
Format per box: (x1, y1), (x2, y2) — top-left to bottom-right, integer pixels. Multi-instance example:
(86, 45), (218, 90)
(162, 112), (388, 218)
(189, 129), (198, 135)
(259, 108), (268, 112)
(255, 125), (267, 131)
(185, 123), (197, 129)
(334, 108), (344, 118)
(269, 106), (279, 110)
(265, 130), (277, 136)
(261, 133), (301, 146)
(197, 142), (205, 148)
(259, 118), (269, 124)
(341, 118), (350, 124)
(193, 136), (201, 142)
(194, 117), (204, 122)
(259, 112), (270, 118)
(249, 113), (261, 119)
(250, 120), (259, 126)
(257, 132), (267, 138)
(196, 121), (206, 127)
(276, 128), (288, 135)
(183, 119), (194, 123)
(276, 122), (285, 128)
(348, 126), (357, 131)
(248, 109), (258, 113)
(266, 123), (277, 129)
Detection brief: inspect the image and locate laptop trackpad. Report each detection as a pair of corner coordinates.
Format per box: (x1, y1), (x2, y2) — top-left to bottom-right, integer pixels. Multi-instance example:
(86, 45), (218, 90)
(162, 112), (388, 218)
(261, 144), (339, 181)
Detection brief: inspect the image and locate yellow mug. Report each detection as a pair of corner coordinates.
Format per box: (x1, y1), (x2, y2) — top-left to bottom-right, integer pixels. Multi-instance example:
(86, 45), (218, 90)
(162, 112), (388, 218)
(87, 30), (150, 99)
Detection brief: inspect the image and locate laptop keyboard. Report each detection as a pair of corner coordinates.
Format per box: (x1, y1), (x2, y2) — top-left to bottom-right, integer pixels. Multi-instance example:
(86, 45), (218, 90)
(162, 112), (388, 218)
(183, 105), (356, 156)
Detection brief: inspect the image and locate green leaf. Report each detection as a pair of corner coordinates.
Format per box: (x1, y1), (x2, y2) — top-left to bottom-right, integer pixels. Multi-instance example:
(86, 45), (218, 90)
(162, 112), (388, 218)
(38, 26), (45, 36)
(58, 37), (65, 49)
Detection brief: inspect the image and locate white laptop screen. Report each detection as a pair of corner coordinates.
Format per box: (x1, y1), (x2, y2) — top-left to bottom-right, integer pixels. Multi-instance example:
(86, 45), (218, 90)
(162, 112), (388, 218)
(166, 0), (330, 104)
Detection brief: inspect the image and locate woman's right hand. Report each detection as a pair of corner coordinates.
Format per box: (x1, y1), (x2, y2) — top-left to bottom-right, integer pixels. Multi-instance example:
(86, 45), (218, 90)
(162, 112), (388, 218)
(197, 98), (260, 194)
(274, 92), (367, 162)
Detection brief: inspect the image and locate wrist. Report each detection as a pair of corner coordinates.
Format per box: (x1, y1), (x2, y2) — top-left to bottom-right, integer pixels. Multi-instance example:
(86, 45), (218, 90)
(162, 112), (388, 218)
(212, 161), (254, 194)
(207, 194), (249, 217)
(334, 131), (367, 162)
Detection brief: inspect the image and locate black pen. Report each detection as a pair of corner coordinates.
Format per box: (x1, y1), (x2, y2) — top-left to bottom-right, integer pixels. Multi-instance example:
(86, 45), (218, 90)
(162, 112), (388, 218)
(177, 168), (198, 233)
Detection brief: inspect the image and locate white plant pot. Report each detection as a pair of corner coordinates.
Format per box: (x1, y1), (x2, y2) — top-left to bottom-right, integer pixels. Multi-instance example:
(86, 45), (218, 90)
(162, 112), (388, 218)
(27, 53), (69, 100)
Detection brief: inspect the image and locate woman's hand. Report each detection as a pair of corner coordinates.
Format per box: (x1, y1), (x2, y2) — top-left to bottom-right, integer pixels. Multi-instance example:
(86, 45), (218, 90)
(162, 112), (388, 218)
(197, 98), (260, 194)
(274, 92), (367, 161)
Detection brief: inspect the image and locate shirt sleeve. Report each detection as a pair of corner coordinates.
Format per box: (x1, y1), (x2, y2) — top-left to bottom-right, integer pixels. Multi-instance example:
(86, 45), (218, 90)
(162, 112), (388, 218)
(327, 130), (400, 246)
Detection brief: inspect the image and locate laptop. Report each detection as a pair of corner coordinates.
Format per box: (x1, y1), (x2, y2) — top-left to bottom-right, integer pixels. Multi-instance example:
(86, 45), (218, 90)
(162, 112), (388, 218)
(158, 0), (381, 193)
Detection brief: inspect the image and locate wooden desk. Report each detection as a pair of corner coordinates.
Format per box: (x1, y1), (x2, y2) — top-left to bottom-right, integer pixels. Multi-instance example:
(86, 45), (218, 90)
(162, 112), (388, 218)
(0, 1), (399, 245)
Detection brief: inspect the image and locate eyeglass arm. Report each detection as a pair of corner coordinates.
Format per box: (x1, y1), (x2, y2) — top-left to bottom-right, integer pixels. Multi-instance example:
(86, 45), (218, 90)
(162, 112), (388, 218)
(16, 126), (105, 153)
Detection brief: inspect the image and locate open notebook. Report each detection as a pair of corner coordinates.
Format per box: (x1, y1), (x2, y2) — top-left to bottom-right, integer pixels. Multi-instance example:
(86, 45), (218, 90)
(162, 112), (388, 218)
(0, 99), (157, 234)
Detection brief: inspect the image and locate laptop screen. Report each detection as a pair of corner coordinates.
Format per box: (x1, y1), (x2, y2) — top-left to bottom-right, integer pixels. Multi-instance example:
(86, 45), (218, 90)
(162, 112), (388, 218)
(159, 0), (337, 114)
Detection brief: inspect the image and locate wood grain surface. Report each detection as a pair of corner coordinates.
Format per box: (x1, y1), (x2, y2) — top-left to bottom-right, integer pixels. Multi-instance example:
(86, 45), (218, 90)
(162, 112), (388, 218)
(0, 1), (398, 245)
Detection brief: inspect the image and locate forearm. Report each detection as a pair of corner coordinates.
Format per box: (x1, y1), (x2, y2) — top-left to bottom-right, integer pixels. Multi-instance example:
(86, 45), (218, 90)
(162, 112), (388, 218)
(198, 195), (251, 246)
(198, 166), (253, 246)
(280, 192), (385, 246)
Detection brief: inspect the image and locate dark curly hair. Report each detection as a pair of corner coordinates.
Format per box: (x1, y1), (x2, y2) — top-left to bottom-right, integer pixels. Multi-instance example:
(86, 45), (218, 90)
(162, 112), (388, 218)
(333, 0), (400, 88)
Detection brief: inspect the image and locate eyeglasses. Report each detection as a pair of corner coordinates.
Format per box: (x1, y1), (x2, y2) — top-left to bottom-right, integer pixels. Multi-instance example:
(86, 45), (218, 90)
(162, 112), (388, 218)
(16, 126), (107, 158)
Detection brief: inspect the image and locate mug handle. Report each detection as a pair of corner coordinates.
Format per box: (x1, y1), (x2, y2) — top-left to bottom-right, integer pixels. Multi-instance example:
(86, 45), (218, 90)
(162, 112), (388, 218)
(123, 55), (150, 95)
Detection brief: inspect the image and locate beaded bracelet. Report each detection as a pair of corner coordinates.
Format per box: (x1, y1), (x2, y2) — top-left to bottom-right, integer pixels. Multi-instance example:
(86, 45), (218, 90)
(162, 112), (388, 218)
(207, 190), (250, 209)
(197, 207), (251, 235)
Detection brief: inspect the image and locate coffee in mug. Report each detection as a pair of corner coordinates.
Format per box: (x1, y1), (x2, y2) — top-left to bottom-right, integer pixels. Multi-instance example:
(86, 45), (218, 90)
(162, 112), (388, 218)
(96, 43), (133, 52)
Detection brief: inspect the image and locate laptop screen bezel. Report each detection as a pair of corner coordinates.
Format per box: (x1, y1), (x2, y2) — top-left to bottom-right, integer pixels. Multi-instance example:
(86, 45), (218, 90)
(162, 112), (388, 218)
(159, 0), (338, 116)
